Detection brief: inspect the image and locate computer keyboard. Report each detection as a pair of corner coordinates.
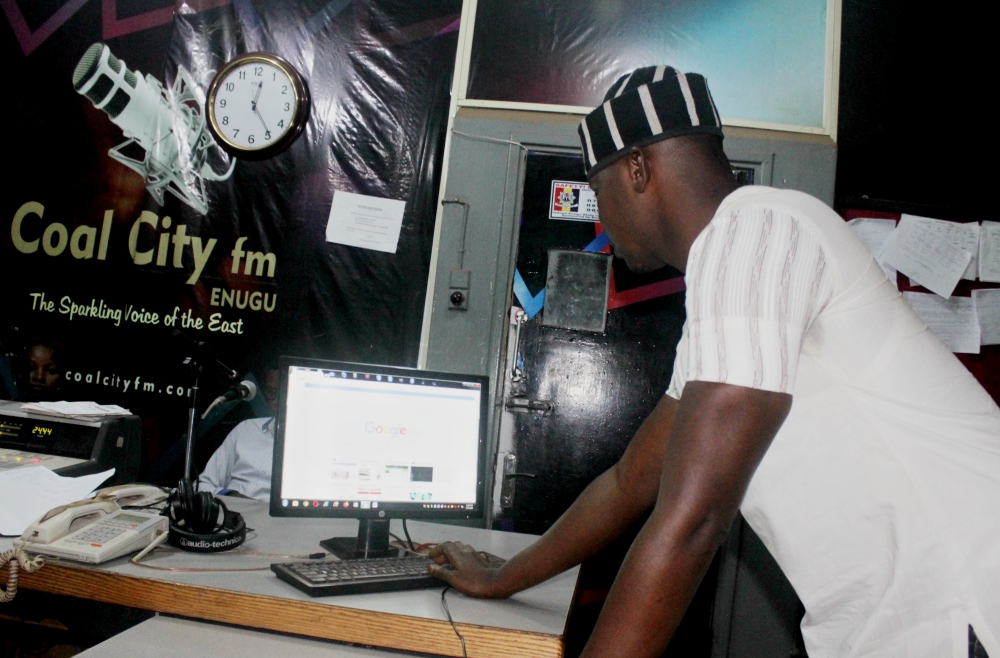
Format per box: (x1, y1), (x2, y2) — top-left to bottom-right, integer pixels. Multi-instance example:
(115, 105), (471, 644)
(271, 555), (441, 596)
(271, 552), (508, 597)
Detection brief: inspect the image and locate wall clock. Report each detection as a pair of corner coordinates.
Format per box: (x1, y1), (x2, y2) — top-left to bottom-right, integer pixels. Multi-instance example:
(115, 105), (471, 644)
(206, 52), (310, 160)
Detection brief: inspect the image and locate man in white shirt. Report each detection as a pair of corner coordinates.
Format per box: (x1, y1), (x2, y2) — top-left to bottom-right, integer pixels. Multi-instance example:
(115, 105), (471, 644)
(198, 370), (279, 501)
(427, 66), (999, 658)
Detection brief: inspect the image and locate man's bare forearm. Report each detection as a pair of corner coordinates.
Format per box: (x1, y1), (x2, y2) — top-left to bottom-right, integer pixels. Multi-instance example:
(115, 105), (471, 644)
(579, 381), (792, 657)
(487, 395), (678, 597)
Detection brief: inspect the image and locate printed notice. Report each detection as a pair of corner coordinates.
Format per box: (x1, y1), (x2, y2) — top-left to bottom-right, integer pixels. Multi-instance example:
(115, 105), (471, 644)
(325, 191), (406, 254)
(881, 215), (973, 298)
(903, 292), (980, 353)
(847, 217), (898, 287)
(972, 288), (1000, 345)
(549, 181), (599, 222)
(979, 221), (1000, 283)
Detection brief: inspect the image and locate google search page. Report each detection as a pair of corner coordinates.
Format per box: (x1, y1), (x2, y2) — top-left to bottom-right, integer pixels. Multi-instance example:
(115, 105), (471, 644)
(279, 367), (481, 505)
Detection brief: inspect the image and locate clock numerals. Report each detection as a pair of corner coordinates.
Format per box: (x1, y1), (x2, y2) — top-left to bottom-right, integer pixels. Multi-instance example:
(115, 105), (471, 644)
(219, 98), (227, 108)
(225, 82), (234, 91)
(265, 130), (271, 140)
(282, 85), (287, 95)
(278, 119), (284, 128)
(254, 66), (263, 77)
(284, 103), (290, 111)
(222, 116), (228, 125)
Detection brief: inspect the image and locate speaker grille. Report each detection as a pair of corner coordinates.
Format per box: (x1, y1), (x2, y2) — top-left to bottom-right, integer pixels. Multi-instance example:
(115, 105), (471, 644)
(72, 43), (105, 91)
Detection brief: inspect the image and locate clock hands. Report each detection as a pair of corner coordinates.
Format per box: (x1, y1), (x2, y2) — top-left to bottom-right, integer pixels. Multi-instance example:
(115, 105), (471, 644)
(250, 81), (270, 136)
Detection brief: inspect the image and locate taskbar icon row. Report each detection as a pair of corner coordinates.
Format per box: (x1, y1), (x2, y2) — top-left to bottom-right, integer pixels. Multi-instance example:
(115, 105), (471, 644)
(282, 499), (378, 509)
(280, 499), (475, 511)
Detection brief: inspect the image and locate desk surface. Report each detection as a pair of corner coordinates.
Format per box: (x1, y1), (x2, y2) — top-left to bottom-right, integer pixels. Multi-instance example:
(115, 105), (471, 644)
(78, 615), (407, 658)
(2, 498), (579, 657)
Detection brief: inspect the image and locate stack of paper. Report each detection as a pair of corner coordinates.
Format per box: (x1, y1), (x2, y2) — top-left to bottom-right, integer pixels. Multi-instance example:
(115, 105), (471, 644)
(0, 466), (115, 536)
(902, 292), (980, 353)
(20, 401), (132, 420)
(881, 215), (979, 298)
(972, 289), (1000, 345)
(980, 221), (1000, 283)
(847, 217), (898, 287)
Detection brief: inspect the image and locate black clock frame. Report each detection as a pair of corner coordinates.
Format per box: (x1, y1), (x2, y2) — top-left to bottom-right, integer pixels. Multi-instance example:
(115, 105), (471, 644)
(206, 52), (310, 161)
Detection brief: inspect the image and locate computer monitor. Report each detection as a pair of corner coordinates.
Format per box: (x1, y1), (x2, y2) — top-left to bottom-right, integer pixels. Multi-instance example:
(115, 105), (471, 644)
(270, 357), (489, 559)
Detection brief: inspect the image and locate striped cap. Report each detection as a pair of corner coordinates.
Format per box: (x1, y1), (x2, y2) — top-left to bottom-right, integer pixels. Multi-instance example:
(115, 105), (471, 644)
(578, 66), (723, 178)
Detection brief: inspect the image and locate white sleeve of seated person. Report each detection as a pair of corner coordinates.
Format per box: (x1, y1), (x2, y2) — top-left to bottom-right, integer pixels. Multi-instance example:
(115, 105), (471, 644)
(197, 425), (240, 493)
(668, 207), (834, 399)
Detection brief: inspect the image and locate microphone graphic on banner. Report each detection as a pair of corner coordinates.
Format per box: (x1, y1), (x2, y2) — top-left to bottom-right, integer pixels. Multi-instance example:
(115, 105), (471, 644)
(72, 43), (235, 215)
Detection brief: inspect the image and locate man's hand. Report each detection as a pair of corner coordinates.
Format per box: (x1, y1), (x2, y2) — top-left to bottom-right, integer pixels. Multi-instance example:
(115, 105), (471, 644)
(427, 541), (507, 598)
(423, 395), (679, 602)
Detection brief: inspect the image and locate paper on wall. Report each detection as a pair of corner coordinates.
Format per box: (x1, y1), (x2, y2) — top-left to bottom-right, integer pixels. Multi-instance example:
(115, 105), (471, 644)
(979, 221), (1000, 283)
(902, 292), (980, 353)
(881, 215), (974, 298)
(847, 217), (898, 287)
(325, 190), (406, 254)
(972, 288), (1000, 345)
(0, 466), (115, 536)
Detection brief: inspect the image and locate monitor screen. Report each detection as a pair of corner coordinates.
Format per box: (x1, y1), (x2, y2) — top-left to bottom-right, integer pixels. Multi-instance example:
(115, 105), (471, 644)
(270, 358), (488, 520)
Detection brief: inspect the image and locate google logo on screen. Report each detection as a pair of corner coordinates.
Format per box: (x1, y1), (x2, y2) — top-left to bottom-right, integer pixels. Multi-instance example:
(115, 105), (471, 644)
(365, 422), (406, 437)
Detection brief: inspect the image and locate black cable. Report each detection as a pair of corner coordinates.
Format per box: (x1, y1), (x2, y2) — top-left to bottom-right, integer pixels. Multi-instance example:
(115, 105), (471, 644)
(440, 586), (467, 658)
(402, 518), (415, 551)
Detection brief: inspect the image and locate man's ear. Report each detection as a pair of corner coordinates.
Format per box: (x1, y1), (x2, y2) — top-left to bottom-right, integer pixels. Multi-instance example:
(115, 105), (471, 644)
(626, 147), (651, 193)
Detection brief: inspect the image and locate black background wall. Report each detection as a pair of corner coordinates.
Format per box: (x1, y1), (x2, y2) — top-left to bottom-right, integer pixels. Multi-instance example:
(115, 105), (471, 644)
(835, 0), (986, 220)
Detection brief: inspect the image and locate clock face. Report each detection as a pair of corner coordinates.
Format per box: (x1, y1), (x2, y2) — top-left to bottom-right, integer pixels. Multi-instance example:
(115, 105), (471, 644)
(206, 53), (309, 159)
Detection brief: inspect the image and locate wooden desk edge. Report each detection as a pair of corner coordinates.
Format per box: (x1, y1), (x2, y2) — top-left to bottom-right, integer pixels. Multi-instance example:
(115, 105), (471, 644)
(4, 564), (564, 658)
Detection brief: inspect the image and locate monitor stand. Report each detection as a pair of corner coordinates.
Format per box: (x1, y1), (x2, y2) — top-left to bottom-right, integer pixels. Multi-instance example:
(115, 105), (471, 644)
(320, 519), (400, 560)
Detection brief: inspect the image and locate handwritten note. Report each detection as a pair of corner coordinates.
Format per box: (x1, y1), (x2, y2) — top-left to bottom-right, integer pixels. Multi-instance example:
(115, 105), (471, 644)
(0, 466), (115, 535)
(972, 288), (1000, 345)
(979, 221), (1000, 283)
(325, 191), (406, 254)
(903, 292), (980, 353)
(847, 217), (898, 287)
(881, 215), (974, 298)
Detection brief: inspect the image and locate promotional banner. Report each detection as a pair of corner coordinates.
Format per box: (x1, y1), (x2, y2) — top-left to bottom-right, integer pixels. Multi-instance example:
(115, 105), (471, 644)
(1, 0), (460, 481)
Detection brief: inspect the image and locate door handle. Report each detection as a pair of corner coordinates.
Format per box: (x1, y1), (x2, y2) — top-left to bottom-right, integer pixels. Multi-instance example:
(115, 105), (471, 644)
(499, 454), (536, 509)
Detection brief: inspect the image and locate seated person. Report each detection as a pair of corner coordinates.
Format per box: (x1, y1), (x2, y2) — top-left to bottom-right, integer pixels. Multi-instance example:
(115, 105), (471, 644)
(198, 370), (278, 501)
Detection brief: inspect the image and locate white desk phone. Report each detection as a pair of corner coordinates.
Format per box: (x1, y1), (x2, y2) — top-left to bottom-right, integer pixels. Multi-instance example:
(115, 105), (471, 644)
(16, 484), (169, 564)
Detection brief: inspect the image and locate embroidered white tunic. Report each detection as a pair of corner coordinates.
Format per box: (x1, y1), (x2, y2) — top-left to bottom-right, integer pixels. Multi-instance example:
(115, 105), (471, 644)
(666, 187), (1000, 657)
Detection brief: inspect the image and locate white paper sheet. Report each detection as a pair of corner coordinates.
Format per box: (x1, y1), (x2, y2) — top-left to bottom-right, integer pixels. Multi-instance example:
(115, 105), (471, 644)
(881, 215), (974, 298)
(325, 190), (406, 254)
(979, 221), (1000, 283)
(847, 217), (898, 287)
(20, 401), (131, 418)
(972, 288), (1000, 345)
(902, 292), (980, 353)
(0, 466), (115, 535)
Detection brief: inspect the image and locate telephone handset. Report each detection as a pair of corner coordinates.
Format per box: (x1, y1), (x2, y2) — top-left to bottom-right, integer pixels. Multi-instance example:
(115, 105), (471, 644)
(18, 489), (168, 564)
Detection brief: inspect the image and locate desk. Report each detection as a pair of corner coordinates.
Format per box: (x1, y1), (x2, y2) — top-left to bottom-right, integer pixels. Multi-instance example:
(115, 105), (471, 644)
(2, 498), (579, 657)
(78, 616), (410, 657)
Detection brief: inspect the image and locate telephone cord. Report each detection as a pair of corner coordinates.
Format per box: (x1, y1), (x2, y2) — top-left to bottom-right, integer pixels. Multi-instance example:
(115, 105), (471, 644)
(0, 548), (44, 603)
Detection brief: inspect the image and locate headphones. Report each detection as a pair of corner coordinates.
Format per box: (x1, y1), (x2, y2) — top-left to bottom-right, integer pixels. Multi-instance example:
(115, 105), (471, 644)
(167, 479), (246, 552)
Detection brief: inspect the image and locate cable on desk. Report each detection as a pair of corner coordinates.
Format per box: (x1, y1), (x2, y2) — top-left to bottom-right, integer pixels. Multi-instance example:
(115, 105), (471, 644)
(1, 548), (44, 603)
(402, 519), (416, 552)
(441, 586), (468, 658)
(128, 533), (319, 572)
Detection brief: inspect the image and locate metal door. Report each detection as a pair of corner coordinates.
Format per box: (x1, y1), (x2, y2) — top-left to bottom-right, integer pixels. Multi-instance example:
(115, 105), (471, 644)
(491, 151), (687, 533)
